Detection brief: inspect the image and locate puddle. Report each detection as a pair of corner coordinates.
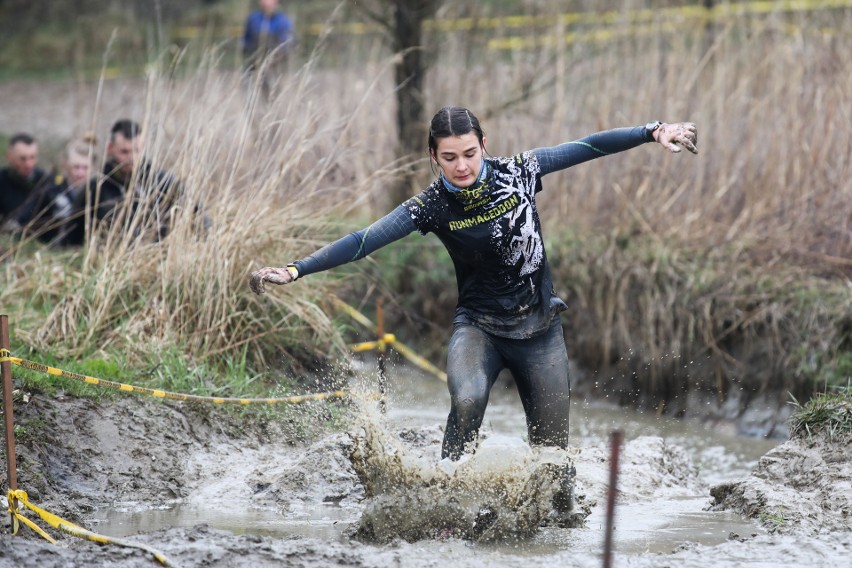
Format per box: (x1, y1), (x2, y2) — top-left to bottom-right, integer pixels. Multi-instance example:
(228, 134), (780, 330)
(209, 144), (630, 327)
(88, 366), (779, 559)
(90, 501), (358, 540)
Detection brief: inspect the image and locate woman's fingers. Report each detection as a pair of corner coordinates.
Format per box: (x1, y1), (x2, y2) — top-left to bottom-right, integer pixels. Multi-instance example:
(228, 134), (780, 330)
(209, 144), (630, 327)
(249, 269), (269, 294)
(659, 122), (698, 154)
(249, 266), (292, 294)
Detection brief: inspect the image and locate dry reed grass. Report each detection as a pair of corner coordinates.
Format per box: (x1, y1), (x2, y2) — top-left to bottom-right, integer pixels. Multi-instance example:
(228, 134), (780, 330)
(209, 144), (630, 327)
(398, 2), (851, 402)
(1, 41), (405, 372)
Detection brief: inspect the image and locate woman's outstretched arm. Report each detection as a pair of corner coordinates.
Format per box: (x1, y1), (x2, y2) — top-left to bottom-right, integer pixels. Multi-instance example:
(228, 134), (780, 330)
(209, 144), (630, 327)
(250, 205), (417, 294)
(534, 122), (697, 176)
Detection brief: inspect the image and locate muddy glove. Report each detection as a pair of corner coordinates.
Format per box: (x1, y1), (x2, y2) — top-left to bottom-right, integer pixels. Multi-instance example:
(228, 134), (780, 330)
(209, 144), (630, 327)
(654, 122), (698, 154)
(249, 264), (298, 294)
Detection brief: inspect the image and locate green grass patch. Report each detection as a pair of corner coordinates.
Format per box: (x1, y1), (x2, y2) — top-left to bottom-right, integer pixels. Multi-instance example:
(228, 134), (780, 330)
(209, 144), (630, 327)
(8, 343), (125, 401)
(788, 386), (852, 442)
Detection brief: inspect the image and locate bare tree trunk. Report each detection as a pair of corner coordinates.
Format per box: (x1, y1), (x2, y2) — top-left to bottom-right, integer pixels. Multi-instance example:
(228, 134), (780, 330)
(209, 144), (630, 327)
(352, 1), (441, 205)
(702, 0), (717, 54)
(389, 0), (441, 206)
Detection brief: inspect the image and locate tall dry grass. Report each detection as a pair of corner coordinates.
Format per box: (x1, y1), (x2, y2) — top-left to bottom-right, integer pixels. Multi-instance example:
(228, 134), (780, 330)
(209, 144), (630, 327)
(381, 1), (850, 404)
(427, 2), (850, 256)
(421, 2), (852, 403)
(1, 37), (405, 372)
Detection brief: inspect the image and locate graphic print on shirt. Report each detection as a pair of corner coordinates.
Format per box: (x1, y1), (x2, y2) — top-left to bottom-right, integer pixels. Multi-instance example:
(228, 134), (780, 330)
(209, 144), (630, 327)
(405, 151), (546, 294)
(490, 152), (543, 279)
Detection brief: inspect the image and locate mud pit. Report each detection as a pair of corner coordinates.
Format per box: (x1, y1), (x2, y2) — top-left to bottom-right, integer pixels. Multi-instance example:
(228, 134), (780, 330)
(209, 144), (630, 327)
(1, 382), (850, 568)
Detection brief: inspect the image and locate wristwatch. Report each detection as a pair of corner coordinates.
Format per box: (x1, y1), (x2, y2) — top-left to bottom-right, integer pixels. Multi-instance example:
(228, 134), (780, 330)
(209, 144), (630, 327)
(645, 120), (663, 139)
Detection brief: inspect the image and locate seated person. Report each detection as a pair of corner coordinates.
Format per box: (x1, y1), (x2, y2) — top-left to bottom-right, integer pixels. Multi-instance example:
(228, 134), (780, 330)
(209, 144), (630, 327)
(0, 133), (51, 235)
(92, 119), (182, 240)
(32, 134), (100, 246)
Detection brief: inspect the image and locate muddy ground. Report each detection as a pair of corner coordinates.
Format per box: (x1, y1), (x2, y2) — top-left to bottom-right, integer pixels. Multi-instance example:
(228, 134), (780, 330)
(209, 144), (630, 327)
(0, 389), (849, 568)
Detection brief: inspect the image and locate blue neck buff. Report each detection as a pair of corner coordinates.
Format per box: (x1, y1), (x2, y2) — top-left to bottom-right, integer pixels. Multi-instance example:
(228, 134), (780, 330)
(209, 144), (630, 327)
(441, 160), (489, 193)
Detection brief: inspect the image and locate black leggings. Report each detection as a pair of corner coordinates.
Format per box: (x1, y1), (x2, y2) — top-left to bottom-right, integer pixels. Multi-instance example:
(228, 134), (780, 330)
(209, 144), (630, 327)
(442, 316), (571, 460)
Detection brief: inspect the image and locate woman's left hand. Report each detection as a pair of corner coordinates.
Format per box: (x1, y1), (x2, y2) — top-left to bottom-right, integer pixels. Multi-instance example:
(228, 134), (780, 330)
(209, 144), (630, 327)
(654, 122), (698, 154)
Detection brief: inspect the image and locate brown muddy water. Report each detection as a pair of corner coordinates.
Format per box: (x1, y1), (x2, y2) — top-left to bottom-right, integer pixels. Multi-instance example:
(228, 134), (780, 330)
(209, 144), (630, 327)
(86, 366), (780, 561)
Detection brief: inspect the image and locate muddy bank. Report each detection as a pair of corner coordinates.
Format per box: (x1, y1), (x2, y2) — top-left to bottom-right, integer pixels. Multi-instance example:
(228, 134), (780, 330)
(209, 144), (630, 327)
(0, 392), (340, 526)
(709, 426), (852, 535)
(569, 363), (794, 440)
(1, 386), (850, 567)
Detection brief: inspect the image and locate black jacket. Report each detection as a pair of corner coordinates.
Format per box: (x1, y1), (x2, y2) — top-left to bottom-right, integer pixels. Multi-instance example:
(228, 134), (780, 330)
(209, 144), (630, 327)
(90, 160), (180, 237)
(0, 166), (51, 228)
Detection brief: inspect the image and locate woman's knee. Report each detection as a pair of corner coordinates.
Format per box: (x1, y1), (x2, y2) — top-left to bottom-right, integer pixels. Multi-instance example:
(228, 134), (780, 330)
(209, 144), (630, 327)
(451, 394), (488, 426)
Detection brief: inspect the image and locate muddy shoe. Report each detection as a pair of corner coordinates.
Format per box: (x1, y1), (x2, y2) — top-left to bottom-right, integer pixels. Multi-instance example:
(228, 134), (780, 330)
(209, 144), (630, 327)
(546, 507), (586, 528)
(546, 464), (580, 528)
(553, 464), (576, 512)
(470, 505), (498, 539)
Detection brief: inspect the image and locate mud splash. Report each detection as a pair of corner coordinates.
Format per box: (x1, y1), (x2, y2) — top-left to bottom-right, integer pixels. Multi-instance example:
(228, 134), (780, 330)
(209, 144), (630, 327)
(347, 412), (586, 543)
(241, 397), (588, 544)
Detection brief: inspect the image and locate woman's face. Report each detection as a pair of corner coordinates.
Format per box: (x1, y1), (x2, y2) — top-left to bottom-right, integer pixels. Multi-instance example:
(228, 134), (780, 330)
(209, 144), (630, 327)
(432, 132), (485, 188)
(66, 153), (92, 185)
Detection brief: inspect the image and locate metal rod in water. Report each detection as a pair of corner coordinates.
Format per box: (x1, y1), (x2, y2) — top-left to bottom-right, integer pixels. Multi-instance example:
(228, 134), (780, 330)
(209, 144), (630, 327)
(376, 299), (387, 413)
(603, 429), (624, 568)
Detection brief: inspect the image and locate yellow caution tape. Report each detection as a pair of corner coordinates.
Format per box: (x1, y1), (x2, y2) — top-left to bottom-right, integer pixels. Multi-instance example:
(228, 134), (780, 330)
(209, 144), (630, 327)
(1, 354), (347, 405)
(350, 333), (395, 353)
(173, 0), (852, 41)
(333, 298), (448, 383)
(8, 489), (174, 566)
(386, 339), (448, 383)
(332, 298), (377, 330)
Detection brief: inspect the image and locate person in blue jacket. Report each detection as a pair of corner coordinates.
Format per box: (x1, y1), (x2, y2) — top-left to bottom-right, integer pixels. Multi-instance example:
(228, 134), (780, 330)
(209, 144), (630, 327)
(242, 0), (294, 100)
(250, 106), (697, 465)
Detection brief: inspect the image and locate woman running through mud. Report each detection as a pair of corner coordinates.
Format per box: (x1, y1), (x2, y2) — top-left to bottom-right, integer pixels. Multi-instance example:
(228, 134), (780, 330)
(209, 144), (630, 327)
(250, 107), (698, 462)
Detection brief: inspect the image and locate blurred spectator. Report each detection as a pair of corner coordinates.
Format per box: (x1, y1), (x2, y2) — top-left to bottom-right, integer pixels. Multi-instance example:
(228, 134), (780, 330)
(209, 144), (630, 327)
(90, 119), (209, 241)
(242, 0), (294, 100)
(92, 119), (180, 239)
(32, 133), (100, 246)
(0, 133), (50, 234)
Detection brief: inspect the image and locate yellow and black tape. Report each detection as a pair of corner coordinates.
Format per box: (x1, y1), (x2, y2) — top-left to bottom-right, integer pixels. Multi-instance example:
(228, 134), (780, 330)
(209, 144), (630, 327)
(1, 354), (347, 405)
(8, 489), (174, 566)
(333, 299), (448, 383)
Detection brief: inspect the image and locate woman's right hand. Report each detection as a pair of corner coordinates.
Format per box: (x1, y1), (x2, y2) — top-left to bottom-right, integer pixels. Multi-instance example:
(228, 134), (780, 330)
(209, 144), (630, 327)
(249, 266), (296, 294)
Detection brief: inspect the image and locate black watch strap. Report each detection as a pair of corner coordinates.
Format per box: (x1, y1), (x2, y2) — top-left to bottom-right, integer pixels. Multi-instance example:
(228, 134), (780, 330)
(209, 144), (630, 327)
(645, 120), (663, 140)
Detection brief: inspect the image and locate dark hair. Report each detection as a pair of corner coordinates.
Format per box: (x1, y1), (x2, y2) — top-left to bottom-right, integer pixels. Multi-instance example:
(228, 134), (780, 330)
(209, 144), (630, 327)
(427, 106), (485, 156)
(8, 133), (36, 148)
(110, 119), (141, 141)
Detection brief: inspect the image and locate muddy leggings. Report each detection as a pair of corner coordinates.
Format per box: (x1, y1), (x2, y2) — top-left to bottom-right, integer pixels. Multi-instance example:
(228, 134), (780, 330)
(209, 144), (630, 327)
(441, 316), (571, 460)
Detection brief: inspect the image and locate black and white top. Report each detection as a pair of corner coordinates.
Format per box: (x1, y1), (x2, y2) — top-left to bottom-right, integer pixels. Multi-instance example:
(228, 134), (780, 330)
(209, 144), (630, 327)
(293, 125), (655, 338)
